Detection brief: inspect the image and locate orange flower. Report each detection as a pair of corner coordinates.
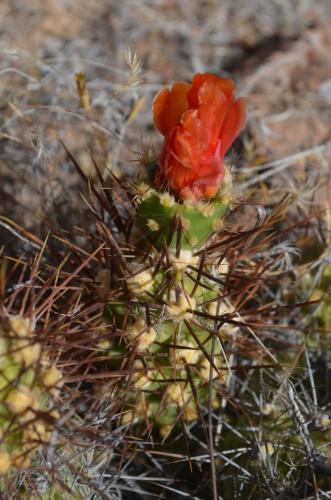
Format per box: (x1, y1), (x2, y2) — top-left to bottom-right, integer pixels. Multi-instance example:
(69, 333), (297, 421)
(153, 73), (246, 200)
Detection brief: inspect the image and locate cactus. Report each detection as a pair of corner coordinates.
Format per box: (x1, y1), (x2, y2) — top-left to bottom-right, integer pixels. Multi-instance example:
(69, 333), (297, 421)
(93, 73), (246, 434)
(0, 315), (62, 476)
(4, 70), (330, 498)
(96, 159), (237, 436)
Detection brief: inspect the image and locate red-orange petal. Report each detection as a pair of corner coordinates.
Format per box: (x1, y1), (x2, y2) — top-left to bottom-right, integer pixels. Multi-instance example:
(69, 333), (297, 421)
(153, 73), (246, 201)
(196, 78), (230, 158)
(219, 97), (246, 157)
(153, 82), (191, 136)
(152, 88), (170, 136)
(188, 73), (234, 108)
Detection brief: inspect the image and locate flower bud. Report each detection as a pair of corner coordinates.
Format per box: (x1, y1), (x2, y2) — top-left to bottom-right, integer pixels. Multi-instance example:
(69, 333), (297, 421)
(153, 73), (246, 201)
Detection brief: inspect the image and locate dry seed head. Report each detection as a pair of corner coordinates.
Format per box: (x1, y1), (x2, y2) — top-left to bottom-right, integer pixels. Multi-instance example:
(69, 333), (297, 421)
(0, 451), (11, 475)
(6, 388), (35, 415)
(127, 269), (153, 295)
(123, 47), (143, 89)
(166, 291), (196, 321)
(127, 317), (156, 351)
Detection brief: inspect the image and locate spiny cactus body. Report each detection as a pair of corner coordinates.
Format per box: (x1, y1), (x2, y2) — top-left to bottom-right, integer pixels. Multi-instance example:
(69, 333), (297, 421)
(97, 164), (241, 436)
(0, 316), (62, 476)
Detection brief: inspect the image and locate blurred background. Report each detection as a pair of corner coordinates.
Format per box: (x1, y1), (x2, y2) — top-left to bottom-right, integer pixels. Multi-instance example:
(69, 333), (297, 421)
(0, 0), (331, 242)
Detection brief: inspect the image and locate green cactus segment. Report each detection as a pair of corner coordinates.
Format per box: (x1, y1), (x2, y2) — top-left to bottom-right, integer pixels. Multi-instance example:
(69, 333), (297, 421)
(137, 192), (228, 250)
(0, 316), (62, 475)
(102, 173), (233, 433)
(103, 247), (232, 435)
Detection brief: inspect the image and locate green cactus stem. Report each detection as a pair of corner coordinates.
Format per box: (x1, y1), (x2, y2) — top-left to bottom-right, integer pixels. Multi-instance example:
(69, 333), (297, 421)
(135, 167), (233, 250)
